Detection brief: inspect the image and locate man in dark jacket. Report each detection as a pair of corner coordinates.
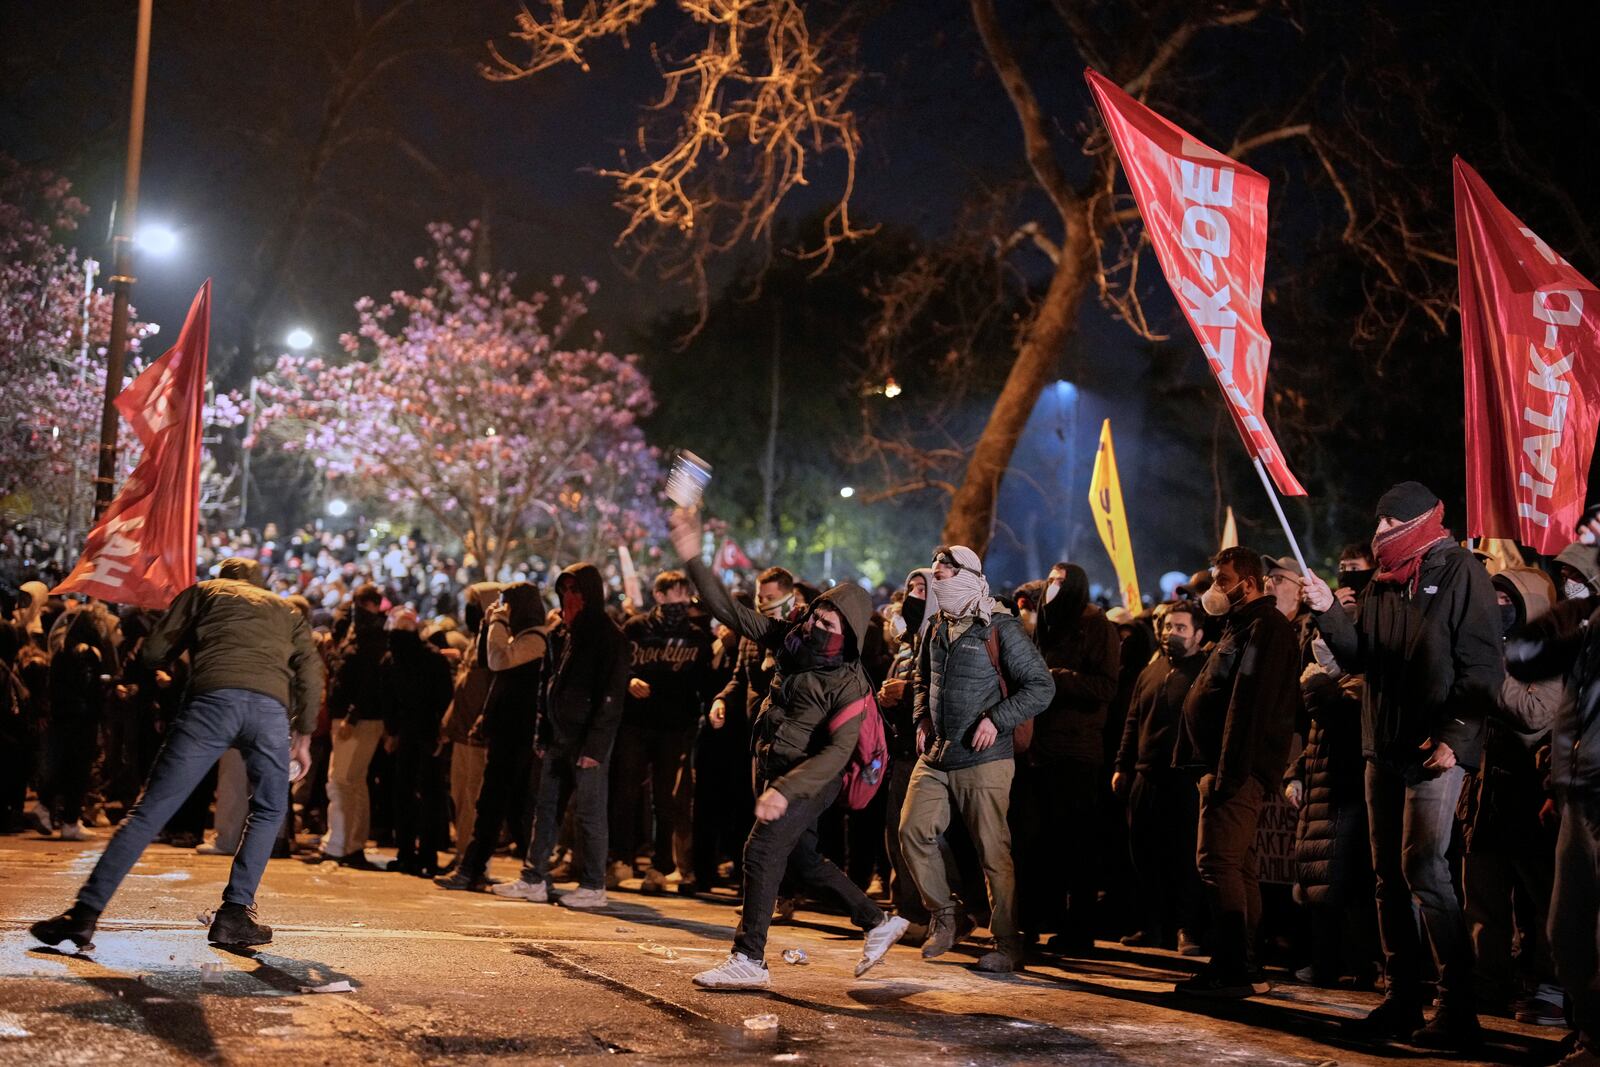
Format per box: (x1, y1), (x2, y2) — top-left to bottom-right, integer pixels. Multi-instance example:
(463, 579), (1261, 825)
(319, 583), (387, 867)
(669, 509), (908, 990)
(493, 564), (628, 909)
(1113, 599), (1207, 953)
(1015, 562), (1120, 952)
(1304, 481), (1502, 1050)
(610, 569), (716, 892)
(1175, 546), (1300, 997)
(380, 607), (455, 876)
(901, 545), (1053, 973)
(31, 558), (323, 950)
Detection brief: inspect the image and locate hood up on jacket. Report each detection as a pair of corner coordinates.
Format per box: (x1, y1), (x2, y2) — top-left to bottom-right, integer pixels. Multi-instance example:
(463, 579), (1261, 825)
(1493, 566), (1555, 632)
(555, 562), (610, 627)
(812, 581), (874, 657)
(217, 557), (267, 588)
(1556, 542), (1600, 591)
(1035, 562), (1088, 650)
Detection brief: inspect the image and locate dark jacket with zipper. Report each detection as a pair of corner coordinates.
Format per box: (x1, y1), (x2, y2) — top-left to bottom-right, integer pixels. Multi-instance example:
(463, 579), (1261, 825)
(914, 607), (1052, 771)
(1115, 646), (1207, 776)
(686, 558), (872, 802)
(1176, 595), (1301, 795)
(543, 562), (629, 764)
(1031, 572), (1121, 767)
(1313, 539), (1503, 771)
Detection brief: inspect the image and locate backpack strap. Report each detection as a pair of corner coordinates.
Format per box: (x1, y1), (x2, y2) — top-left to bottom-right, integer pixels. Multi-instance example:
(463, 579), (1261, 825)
(827, 692), (874, 733)
(983, 627), (1009, 699)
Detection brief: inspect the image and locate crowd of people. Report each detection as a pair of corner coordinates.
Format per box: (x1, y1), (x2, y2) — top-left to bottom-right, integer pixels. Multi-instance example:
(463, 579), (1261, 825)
(8, 477), (1600, 1065)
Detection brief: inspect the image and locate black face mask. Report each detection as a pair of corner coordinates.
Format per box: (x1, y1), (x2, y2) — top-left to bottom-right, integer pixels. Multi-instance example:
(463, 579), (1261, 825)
(900, 595), (926, 634)
(1499, 602), (1519, 637)
(778, 618), (847, 673)
(658, 602), (690, 627)
(1339, 568), (1374, 595)
(1163, 634), (1190, 660)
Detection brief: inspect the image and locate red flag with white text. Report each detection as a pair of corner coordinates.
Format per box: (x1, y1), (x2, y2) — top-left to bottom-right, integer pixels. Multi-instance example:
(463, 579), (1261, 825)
(1457, 159), (1600, 554)
(715, 537), (754, 571)
(1086, 69), (1304, 496)
(54, 281), (211, 608)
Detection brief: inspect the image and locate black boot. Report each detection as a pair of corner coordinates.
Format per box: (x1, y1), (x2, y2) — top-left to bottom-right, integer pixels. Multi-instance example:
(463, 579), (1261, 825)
(208, 902), (273, 946)
(1411, 1002), (1482, 1052)
(30, 903), (100, 951)
(1356, 995), (1425, 1041)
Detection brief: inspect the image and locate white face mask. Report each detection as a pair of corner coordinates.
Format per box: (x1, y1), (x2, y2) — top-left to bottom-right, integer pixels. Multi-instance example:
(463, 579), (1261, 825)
(1201, 584), (1233, 617)
(1565, 579), (1592, 601)
(1044, 581), (1061, 604)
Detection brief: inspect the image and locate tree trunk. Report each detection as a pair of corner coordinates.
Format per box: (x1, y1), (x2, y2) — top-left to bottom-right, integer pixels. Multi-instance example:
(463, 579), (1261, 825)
(941, 211), (1094, 555)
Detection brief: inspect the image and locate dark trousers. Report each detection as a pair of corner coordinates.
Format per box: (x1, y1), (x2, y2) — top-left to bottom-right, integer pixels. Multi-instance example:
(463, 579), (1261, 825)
(1196, 773), (1265, 975)
(41, 714), (99, 825)
(461, 728), (536, 880)
(1013, 758), (1100, 939)
(609, 724), (694, 874)
(522, 751), (609, 890)
(1551, 793), (1600, 1050)
(1128, 768), (1202, 942)
(1366, 761), (1472, 1007)
(692, 722), (753, 887)
(391, 739), (449, 869)
(734, 776), (885, 961)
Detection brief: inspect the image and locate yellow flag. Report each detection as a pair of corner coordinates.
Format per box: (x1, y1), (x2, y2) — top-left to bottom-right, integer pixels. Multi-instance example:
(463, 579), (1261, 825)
(1221, 506), (1238, 550)
(1088, 418), (1142, 611)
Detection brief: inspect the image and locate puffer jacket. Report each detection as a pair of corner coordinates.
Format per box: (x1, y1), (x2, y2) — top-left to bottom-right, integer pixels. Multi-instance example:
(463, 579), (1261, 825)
(1030, 564), (1121, 767)
(685, 559), (874, 802)
(140, 558), (323, 733)
(1286, 669), (1370, 906)
(914, 606), (1052, 771)
(1313, 539), (1503, 770)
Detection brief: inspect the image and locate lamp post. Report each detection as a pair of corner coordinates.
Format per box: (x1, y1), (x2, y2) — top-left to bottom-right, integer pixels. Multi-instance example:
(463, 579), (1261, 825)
(93, 0), (155, 518)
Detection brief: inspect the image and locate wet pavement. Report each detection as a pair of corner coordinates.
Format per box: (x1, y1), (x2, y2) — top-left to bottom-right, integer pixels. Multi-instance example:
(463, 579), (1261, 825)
(0, 835), (1566, 1065)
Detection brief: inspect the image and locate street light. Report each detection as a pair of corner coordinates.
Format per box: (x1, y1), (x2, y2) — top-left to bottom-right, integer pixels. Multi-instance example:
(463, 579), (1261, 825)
(839, 486), (855, 499)
(285, 327), (314, 351)
(134, 223), (178, 257)
(882, 377), (902, 399)
(327, 498), (349, 518)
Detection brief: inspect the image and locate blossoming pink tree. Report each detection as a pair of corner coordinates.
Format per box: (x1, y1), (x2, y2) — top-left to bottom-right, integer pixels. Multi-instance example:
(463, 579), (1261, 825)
(254, 223), (662, 575)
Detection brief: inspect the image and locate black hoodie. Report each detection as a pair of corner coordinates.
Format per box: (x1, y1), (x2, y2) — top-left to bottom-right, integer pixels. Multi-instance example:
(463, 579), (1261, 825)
(545, 562), (630, 763)
(622, 604), (716, 731)
(1030, 563), (1121, 766)
(685, 558), (874, 802)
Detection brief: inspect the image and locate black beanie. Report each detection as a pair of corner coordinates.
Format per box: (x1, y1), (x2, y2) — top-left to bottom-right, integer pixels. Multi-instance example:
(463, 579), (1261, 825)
(1376, 481), (1439, 522)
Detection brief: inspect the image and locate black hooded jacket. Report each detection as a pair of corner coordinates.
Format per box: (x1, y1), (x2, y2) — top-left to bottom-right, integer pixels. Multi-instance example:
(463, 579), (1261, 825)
(380, 630), (455, 742)
(622, 604), (717, 731)
(685, 558), (874, 801)
(1030, 564), (1121, 766)
(544, 562), (630, 763)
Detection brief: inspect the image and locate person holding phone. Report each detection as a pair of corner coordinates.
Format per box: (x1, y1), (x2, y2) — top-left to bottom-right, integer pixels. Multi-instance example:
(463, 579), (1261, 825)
(30, 557), (323, 950)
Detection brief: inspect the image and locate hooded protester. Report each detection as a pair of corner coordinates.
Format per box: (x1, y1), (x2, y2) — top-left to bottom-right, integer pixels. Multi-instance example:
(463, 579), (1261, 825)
(30, 603), (121, 840)
(610, 570), (717, 893)
(1303, 481), (1503, 1050)
(1014, 562), (1120, 952)
(0, 621), (34, 831)
(437, 582), (503, 870)
(1556, 542), (1600, 603)
(1113, 599), (1209, 953)
(901, 545), (1053, 973)
(1173, 546), (1301, 998)
(317, 583), (389, 867)
(439, 581), (549, 892)
(380, 607), (456, 877)
(668, 508), (909, 990)
(14, 580), (49, 648)
(31, 557), (323, 951)
(490, 564), (627, 909)
(1461, 566), (1564, 1023)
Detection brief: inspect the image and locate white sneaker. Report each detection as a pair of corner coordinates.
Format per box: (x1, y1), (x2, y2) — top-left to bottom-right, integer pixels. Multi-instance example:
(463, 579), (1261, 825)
(58, 822), (97, 841)
(491, 879), (549, 903)
(693, 951), (771, 990)
(195, 840), (236, 856)
(606, 861), (633, 889)
(855, 915), (910, 977)
(560, 887), (608, 909)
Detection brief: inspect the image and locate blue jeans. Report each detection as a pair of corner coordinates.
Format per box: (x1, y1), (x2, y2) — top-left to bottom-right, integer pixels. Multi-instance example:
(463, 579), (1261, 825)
(522, 751), (609, 891)
(79, 689), (290, 913)
(1366, 760), (1472, 1006)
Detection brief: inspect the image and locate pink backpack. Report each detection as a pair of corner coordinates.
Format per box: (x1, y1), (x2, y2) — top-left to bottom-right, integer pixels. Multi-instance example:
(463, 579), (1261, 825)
(829, 688), (889, 810)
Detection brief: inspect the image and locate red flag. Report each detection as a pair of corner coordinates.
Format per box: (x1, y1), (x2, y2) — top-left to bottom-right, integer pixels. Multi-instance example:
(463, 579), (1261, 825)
(1086, 69), (1304, 496)
(714, 537), (753, 571)
(1457, 159), (1600, 554)
(55, 281), (211, 608)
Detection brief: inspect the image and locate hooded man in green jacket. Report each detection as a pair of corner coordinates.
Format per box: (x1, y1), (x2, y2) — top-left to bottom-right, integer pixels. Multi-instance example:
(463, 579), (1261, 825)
(667, 508), (909, 990)
(31, 558), (323, 952)
(900, 544), (1053, 973)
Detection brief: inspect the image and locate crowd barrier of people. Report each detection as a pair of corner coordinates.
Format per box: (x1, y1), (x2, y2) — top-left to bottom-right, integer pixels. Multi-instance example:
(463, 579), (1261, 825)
(7, 478), (1600, 1064)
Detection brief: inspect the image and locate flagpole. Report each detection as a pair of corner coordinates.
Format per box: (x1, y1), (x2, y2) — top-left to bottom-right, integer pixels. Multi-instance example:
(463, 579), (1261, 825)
(1251, 456), (1309, 575)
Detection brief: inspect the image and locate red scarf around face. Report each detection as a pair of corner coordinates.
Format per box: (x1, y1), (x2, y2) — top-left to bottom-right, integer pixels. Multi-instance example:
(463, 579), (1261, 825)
(1372, 501), (1449, 592)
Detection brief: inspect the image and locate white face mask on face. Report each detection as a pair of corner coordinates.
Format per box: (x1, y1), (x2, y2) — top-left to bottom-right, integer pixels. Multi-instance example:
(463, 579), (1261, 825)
(1201, 583), (1233, 617)
(1044, 581), (1061, 604)
(1565, 578), (1592, 601)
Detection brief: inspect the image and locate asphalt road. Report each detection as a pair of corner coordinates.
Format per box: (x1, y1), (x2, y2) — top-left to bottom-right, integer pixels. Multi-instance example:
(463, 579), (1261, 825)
(0, 835), (1566, 1065)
